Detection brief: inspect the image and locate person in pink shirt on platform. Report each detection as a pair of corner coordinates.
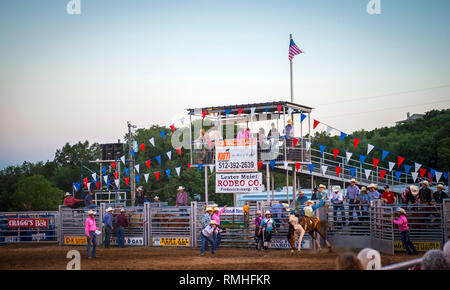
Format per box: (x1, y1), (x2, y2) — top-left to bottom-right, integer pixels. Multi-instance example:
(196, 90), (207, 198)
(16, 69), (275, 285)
(212, 205), (227, 248)
(237, 127), (250, 139)
(393, 208), (418, 255)
(85, 210), (99, 258)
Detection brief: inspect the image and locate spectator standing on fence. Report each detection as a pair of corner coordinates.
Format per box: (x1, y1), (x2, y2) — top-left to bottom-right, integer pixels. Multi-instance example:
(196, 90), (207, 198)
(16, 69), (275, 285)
(84, 190), (97, 208)
(311, 188), (320, 200)
(200, 220), (218, 256)
(296, 190), (308, 206)
(254, 210), (263, 250)
(176, 186), (188, 207)
(64, 192), (84, 208)
(259, 211), (278, 252)
(367, 184), (380, 204)
(393, 208), (418, 256)
(102, 207), (113, 248)
(212, 205), (227, 248)
(421, 250), (450, 270)
(85, 210), (98, 258)
(402, 185), (419, 205)
(381, 185), (396, 205)
(359, 187), (370, 222)
(116, 208), (128, 248)
(346, 179), (360, 225)
(419, 180), (433, 204)
(329, 186), (344, 227)
(135, 186), (146, 206)
(433, 184), (448, 204)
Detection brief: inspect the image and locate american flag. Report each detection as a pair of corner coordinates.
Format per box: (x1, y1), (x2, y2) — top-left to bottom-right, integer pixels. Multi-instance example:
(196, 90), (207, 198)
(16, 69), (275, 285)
(288, 39), (303, 61)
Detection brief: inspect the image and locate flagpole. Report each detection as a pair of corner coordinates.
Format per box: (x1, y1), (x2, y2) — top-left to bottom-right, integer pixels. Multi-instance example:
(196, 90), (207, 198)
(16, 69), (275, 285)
(289, 34), (294, 103)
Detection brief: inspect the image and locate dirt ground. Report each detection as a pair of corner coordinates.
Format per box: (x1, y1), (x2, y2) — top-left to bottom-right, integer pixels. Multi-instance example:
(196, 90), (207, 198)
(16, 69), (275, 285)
(0, 244), (420, 270)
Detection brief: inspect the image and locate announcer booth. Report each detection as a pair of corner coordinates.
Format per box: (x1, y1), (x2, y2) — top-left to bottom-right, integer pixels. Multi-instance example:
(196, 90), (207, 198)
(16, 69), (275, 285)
(186, 101), (313, 205)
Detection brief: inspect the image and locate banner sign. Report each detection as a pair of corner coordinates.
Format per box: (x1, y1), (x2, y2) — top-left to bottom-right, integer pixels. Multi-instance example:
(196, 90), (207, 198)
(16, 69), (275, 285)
(64, 236), (88, 245)
(8, 218), (48, 228)
(394, 241), (440, 252)
(220, 221), (245, 229)
(152, 237), (190, 246)
(215, 138), (257, 173)
(216, 173), (263, 193)
(110, 237), (144, 246)
(270, 237), (312, 249)
(216, 207), (244, 216)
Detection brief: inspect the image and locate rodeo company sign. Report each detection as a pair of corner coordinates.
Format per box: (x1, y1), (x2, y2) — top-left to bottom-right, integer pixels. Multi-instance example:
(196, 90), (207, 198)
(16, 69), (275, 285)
(216, 173), (263, 193)
(153, 237), (190, 246)
(215, 138), (257, 173)
(270, 237), (312, 249)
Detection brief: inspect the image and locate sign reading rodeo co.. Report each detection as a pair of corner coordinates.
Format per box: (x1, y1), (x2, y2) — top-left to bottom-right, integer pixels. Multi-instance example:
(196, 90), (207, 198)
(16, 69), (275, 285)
(215, 138), (257, 173)
(216, 173), (263, 193)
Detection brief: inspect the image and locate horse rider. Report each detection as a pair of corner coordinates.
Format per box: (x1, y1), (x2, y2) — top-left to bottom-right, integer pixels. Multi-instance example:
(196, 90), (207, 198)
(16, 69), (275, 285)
(259, 211), (278, 252)
(302, 197), (326, 232)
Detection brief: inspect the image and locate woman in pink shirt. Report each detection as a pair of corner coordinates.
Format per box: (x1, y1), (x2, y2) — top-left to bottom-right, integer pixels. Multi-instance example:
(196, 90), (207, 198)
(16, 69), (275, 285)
(212, 205), (227, 248)
(85, 210), (98, 258)
(393, 208), (418, 255)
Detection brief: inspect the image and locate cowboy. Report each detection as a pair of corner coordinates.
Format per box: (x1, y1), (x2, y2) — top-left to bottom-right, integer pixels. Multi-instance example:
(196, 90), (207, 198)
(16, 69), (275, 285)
(102, 207), (113, 248)
(176, 186), (188, 207)
(381, 185), (396, 205)
(433, 184), (448, 204)
(135, 186), (146, 206)
(201, 207), (213, 229)
(85, 210), (98, 258)
(116, 208), (128, 248)
(200, 220), (218, 255)
(402, 185), (419, 204)
(212, 205), (227, 248)
(317, 184), (328, 199)
(303, 197), (325, 231)
(346, 179), (360, 224)
(359, 187), (370, 222)
(254, 210), (263, 250)
(259, 211), (278, 252)
(419, 180), (433, 204)
(329, 185), (344, 227)
(63, 192), (83, 208)
(296, 190), (308, 206)
(84, 190), (97, 208)
(394, 208), (418, 255)
(367, 184), (380, 203)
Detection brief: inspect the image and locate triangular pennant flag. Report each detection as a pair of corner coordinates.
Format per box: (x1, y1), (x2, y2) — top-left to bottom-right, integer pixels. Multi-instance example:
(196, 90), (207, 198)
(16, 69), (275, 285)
(160, 131), (166, 141)
(102, 167), (107, 175)
(373, 158), (380, 168)
(130, 149), (135, 159)
(175, 167), (181, 176)
(435, 171), (442, 182)
(166, 151), (172, 160)
(367, 144), (374, 155)
(114, 179), (120, 188)
(120, 155), (126, 165)
(300, 113), (307, 123)
(176, 147), (182, 156)
(257, 162), (263, 171)
(360, 155), (367, 167)
(140, 143), (145, 153)
(364, 169), (371, 179)
(144, 173), (149, 183)
(379, 170), (386, 181)
(170, 124), (175, 133)
(388, 162), (395, 172)
(397, 156), (405, 167)
(382, 150), (389, 161)
(156, 155), (161, 165)
(135, 175), (140, 185)
(430, 169), (436, 179)
(225, 109), (231, 117)
(113, 172), (118, 179)
(353, 138), (360, 148)
(326, 126), (333, 135)
(319, 145), (326, 155)
(349, 167), (356, 178)
(202, 110), (207, 119)
(74, 183), (80, 192)
(124, 177), (129, 187)
(321, 165), (328, 175)
(335, 166), (341, 177)
(340, 132), (347, 142)
(313, 120), (320, 129)
(149, 137), (155, 147)
(110, 162), (116, 170)
(187, 163), (191, 170)
(333, 148), (339, 159)
(404, 165), (411, 175)
(346, 152), (353, 163)
(106, 179), (110, 189)
(103, 175), (108, 184)
(166, 169), (171, 179)
(237, 108), (244, 115)
(308, 164), (314, 174)
(180, 116), (185, 125)
(209, 164), (215, 173)
(293, 138), (299, 147)
(270, 160), (275, 170)
(411, 172), (418, 183)
(295, 163), (301, 172)
(277, 105), (282, 114)
(250, 107), (256, 116)
(145, 160), (151, 169)
(91, 173), (97, 181)
(287, 107), (293, 116)
(428, 172), (433, 181)
(133, 141), (138, 152)
(134, 164), (140, 173)
(305, 141), (311, 151)
(154, 172), (160, 181)
(125, 168), (130, 177)
(395, 170), (402, 181)
(283, 161), (288, 170)
(414, 163), (422, 172)
(419, 168), (427, 178)
(443, 172), (448, 180)
(83, 177), (88, 188)
(198, 164), (203, 173)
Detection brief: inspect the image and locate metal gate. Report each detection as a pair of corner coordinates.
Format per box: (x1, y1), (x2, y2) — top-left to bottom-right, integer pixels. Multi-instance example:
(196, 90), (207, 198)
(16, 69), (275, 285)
(59, 206), (101, 246)
(370, 204), (394, 255)
(443, 199), (450, 244)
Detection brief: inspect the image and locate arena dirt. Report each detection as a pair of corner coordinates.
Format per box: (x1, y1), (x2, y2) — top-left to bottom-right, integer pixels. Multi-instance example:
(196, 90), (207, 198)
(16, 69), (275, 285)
(0, 244), (418, 270)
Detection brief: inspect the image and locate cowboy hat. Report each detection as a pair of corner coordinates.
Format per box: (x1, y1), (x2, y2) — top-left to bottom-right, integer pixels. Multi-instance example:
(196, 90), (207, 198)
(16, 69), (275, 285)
(205, 207), (213, 212)
(88, 210), (96, 215)
(106, 207), (113, 212)
(437, 184), (445, 190)
(154, 196), (159, 200)
(177, 186), (185, 191)
(120, 208), (126, 212)
(65, 192), (71, 196)
(210, 220), (217, 225)
(410, 185), (419, 196)
(319, 184), (326, 189)
(332, 185), (341, 192)
(265, 211), (271, 215)
(421, 180), (429, 186)
(396, 208), (406, 215)
(350, 178), (358, 184)
(137, 186), (144, 191)
(256, 210), (262, 214)
(305, 200), (315, 205)
(287, 119), (293, 125)
(368, 183), (377, 189)
(213, 207), (220, 212)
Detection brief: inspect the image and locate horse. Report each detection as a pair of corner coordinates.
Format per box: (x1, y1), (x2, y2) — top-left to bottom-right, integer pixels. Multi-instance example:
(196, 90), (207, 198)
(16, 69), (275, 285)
(407, 202), (441, 229)
(298, 213), (332, 252)
(287, 214), (306, 253)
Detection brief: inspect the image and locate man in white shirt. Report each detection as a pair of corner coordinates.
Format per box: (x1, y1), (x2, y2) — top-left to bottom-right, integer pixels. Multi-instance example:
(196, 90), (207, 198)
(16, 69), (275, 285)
(329, 186), (345, 228)
(200, 220), (218, 255)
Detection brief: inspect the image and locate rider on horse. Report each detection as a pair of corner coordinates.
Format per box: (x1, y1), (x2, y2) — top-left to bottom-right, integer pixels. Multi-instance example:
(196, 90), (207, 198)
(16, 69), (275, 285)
(301, 197), (325, 231)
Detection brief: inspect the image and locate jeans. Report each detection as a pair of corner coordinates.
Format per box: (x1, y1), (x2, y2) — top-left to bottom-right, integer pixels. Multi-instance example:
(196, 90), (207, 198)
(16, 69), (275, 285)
(200, 233), (215, 254)
(215, 231), (222, 249)
(333, 203), (345, 226)
(86, 231), (96, 258)
(104, 226), (111, 248)
(348, 200), (360, 223)
(116, 226), (125, 248)
(401, 230), (418, 255)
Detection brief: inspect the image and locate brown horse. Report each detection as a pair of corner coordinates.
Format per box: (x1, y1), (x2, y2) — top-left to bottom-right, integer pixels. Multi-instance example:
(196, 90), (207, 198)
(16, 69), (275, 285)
(287, 213), (332, 252)
(407, 202), (441, 229)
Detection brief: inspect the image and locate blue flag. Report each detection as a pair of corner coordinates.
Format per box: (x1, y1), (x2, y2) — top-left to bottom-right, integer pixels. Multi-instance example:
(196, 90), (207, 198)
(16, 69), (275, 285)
(131, 149), (135, 159)
(444, 172), (448, 180)
(360, 155), (366, 166)
(430, 168), (436, 179)
(135, 175), (140, 185)
(166, 169), (171, 179)
(106, 179), (110, 189)
(382, 150), (389, 160)
(102, 167), (107, 175)
(156, 155), (161, 165)
(340, 132), (347, 142)
(160, 130), (165, 140)
(320, 145), (326, 155)
(300, 113), (307, 123)
(404, 165), (411, 175)
(198, 164), (203, 173)
(395, 170), (402, 181)
(74, 182), (80, 192)
(264, 108), (269, 113)
(308, 164), (314, 174)
(270, 160), (276, 170)
(349, 167), (356, 178)
(225, 109), (231, 116)
(125, 168), (130, 176)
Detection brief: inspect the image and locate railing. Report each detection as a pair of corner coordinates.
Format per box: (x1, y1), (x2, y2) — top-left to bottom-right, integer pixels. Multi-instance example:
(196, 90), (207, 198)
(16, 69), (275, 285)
(382, 258), (423, 270)
(59, 206), (101, 246)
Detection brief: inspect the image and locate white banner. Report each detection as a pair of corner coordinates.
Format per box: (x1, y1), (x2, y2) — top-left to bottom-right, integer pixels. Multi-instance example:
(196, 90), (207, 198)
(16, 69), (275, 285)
(215, 138), (257, 173)
(270, 237), (312, 249)
(216, 173), (263, 193)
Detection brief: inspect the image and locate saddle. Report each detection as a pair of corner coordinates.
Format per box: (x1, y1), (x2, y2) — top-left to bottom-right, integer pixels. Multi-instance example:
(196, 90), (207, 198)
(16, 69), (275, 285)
(304, 216), (319, 229)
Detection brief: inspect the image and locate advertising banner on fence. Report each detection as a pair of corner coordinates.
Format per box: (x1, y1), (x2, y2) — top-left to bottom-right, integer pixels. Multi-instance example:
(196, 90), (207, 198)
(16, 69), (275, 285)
(111, 237), (144, 246)
(215, 138), (257, 173)
(8, 218), (48, 228)
(64, 236), (88, 245)
(152, 237), (190, 246)
(216, 173), (263, 193)
(270, 237), (312, 249)
(394, 241), (440, 252)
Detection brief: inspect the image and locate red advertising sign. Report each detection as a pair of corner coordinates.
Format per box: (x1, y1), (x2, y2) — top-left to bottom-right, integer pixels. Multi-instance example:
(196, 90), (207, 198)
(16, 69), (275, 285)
(7, 218), (48, 228)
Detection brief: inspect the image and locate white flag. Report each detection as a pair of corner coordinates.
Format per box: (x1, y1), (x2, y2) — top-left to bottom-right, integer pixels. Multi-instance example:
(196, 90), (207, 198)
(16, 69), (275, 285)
(411, 172), (418, 182)
(365, 169), (371, 179)
(414, 163), (422, 172)
(283, 161), (288, 170)
(114, 179), (120, 188)
(321, 165), (328, 175)
(133, 141), (138, 152)
(435, 171), (442, 182)
(166, 151), (172, 160)
(87, 182), (91, 190)
(134, 164), (140, 173)
(287, 107), (293, 116)
(144, 173), (149, 183)
(367, 144), (374, 155)
(209, 164), (215, 173)
(388, 162), (395, 172)
(250, 107), (256, 116)
(175, 167), (181, 176)
(103, 176), (108, 184)
(91, 173), (97, 181)
(346, 152), (353, 163)
(180, 116), (185, 125)
(305, 141), (311, 151)
(120, 155), (126, 165)
(149, 137), (155, 147)
(195, 142), (201, 149)
(326, 126), (333, 135)
(73, 184), (78, 192)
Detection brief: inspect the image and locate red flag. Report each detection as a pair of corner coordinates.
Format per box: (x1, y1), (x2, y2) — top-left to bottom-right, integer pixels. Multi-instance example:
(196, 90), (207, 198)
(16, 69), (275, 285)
(333, 148), (339, 159)
(419, 168), (427, 178)
(187, 163), (191, 170)
(176, 147), (182, 156)
(277, 105), (282, 114)
(110, 162), (116, 170)
(353, 138), (360, 148)
(125, 177), (129, 186)
(96, 181), (100, 190)
(140, 143), (145, 152)
(257, 162), (263, 171)
(170, 124), (175, 132)
(154, 172), (160, 181)
(202, 110), (207, 119)
(379, 170), (386, 181)
(398, 156), (405, 167)
(145, 160), (151, 169)
(295, 163), (301, 172)
(293, 138), (299, 148)
(113, 172), (118, 179)
(335, 166), (341, 177)
(237, 108), (244, 115)
(83, 177), (88, 188)
(373, 158), (380, 168)
(313, 119), (320, 129)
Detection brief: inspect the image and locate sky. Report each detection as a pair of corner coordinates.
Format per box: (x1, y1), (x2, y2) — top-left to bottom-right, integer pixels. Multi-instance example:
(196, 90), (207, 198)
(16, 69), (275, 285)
(0, 0), (449, 169)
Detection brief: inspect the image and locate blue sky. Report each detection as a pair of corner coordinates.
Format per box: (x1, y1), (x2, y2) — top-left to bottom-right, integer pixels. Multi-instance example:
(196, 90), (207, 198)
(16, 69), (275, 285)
(0, 0), (449, 168)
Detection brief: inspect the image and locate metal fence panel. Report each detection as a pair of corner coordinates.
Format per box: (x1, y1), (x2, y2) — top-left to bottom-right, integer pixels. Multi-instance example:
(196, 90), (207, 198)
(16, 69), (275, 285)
(59, 206), (101, 246)
(149, 204), (192, 247)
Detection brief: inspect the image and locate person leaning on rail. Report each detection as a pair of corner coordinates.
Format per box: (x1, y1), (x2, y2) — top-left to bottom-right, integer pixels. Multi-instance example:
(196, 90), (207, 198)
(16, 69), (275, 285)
(418, 180), (433, 204)
(433, 184), (448, 204)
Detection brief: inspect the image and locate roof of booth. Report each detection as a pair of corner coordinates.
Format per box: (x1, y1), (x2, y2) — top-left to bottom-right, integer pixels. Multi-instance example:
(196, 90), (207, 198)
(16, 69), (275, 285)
(186, 101), (313, 115)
